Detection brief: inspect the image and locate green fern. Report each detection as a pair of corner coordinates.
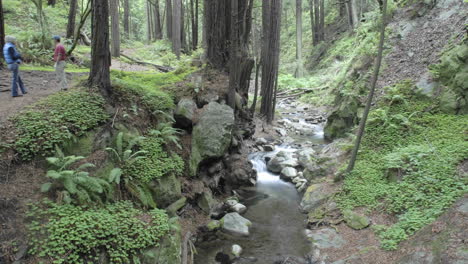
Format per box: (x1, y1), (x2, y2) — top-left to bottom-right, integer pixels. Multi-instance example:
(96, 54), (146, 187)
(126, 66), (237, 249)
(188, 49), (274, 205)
(149, 123), (182, 149)
(41, 149), (110, 205)
(106, 132), (147, 164)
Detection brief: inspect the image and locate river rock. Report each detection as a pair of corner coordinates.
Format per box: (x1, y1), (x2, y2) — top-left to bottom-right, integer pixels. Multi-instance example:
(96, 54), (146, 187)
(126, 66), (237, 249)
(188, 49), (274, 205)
(232, 203), (247, 214)
(305, 228), (346, 249)
(207, 220), (221, 231)
(190, 102), (235, 176)
(267, 151), (299, 173)
(197, 190), (216, 214)
(232, 244), (243, 258)
(343, 210), (370, 230)
(263, 145), (275, 152)
(281, 167), (298, 179)
(297, 148), (317, 169)
(221, 213), (252, 236)
(226, 199), (238, 207)
(300, 184), (329, 212)
(174, 97), (197, 128)
(255, 137), (268, 145)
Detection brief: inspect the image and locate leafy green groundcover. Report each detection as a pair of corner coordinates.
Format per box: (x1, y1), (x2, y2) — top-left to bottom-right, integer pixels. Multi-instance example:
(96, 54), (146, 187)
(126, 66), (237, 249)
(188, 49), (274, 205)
(28, 200), (170, 264)
(123, 137), (184, 183)
(337, 81), (468, 250)
(12, 89), (108, 160)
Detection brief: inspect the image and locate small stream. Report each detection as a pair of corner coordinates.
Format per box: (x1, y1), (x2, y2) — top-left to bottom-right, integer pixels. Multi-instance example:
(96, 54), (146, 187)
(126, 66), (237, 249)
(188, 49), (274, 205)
(194, 102), (327, 264)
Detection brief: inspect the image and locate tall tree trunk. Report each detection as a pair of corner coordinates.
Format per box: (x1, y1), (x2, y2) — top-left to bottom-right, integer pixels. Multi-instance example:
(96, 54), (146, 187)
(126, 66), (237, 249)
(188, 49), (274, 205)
(66, 0), (78, 38)
(172, 0), (182, 58)
(180, 0), (187, 52)
(346, 0), (388, 174)
(47, 0), (55, 6)
(89, 0), (112, 97)
(190, 0), (198, 50)
(124, 0), (130, 38)
(203, 0), (230, 69)
(0, 0), (4, 66)
(347, 0), (359, 28)
(154, 0), (163, 39)
(260, 0), (282, 123)
(166, 0), (173, 40)
(319, 0), (325, 40)
(110, 0), (120, 57)
(309, 0), (316, 45)
(295, 0), (303, 78)
(147, 1), (153, 41)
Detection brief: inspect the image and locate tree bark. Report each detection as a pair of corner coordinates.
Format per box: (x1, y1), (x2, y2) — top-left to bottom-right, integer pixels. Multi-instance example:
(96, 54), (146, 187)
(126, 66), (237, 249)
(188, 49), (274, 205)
(47, 0), (55, 6)
(346, 0), (388, 174)
(172, 0), (182, 58)
(110, 0), (120, 57)
(260, 0), (282, 123)
(180, 0), (187, 52)
(190, 0), (198, 50)
(124, 0), (130, 38)
(147, 1), (153, 41)
(154, 0), (163, 39)
(295, 0), (303, 78)
(66, 0), (78, 38)
(89, 0), (112, 97)
(0, 0), (4, 66)
(166, 0), (173, 40)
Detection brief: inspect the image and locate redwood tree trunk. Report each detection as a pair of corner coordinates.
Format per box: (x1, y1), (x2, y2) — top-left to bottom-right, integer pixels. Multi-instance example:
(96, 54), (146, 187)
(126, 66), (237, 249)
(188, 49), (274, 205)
(260, 0), (282, 123)
(166, 0), (173, 40)
(124, 0), (130, 38)
(110, 0), (120, 57)
(89, 0), (112, 97)
(66, 0), (78, 38)
(295, 0), (303, 78)
(172, 0), (182, 58)
(190, 0), (198, 50)
(154, 0), (163, 39)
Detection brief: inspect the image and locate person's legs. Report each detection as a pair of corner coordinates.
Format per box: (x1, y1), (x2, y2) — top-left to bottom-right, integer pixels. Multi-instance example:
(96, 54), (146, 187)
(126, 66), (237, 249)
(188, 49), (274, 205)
(56, 61), (68, 90)
(8, 63), (19, 97)
(17, 66), (27, 94)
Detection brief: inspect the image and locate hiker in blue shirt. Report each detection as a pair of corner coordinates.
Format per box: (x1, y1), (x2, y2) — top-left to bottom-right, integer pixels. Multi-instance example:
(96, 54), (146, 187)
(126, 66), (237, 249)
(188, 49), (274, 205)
(3, 36), (27, 97)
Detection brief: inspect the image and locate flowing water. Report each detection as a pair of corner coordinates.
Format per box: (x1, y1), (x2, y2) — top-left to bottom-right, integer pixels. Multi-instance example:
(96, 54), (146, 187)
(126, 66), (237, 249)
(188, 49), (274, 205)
(194, 147), (312, 264)
(194, 103), (327, 264)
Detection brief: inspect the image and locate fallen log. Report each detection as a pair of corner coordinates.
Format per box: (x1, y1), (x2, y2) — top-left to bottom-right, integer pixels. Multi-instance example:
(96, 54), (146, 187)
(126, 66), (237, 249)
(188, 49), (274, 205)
(120, 53), (174, 72)
(277, 86), (327, 99)
(79, 31), (91, 46)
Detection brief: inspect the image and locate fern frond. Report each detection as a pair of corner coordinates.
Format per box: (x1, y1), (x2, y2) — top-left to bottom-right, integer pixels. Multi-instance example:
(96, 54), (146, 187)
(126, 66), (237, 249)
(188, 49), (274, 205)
(41, 182), (53, 193)
(116, 132), (123, 157)
(77, 163), (96, 171)
(63, 176), (78, 194)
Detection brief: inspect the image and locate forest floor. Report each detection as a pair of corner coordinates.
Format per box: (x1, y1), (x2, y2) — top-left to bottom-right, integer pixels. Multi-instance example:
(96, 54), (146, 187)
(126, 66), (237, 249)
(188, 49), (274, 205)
(0, 69), (80, 124)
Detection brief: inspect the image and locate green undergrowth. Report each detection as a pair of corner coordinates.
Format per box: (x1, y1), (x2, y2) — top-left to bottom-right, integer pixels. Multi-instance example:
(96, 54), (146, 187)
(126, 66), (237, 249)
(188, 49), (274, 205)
(27, 200), (170, 264)
(11, 89), (108, 160)
(123, 137), (184, 183)
(111, 67), (196, 113)
(336, 81), (468, 250)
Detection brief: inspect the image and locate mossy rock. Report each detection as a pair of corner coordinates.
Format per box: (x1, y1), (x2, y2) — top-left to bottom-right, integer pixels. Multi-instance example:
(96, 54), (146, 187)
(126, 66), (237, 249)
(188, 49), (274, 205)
(207, 220), (222, 231)
(141, 218), (182, 264)
(62, 131), (97, 156)
(150, 173), (182, 208)
(343, 210), (370, 230)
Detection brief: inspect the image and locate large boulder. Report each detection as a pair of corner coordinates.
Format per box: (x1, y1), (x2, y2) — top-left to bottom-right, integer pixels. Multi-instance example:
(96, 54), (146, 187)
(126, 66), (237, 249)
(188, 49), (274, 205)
(150, 174), (182, 208)
(267, 151), (299, 173)
(174, 97), (197, 128)
(343, 210), (370, 230)
(221, 212), (252, 236)
(190, 102), (235, 176)
(300, 184), (329, 212)
(324, 94), (362, 140)
(280, 167), (298, 180)
(297, 148), (316, 169)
